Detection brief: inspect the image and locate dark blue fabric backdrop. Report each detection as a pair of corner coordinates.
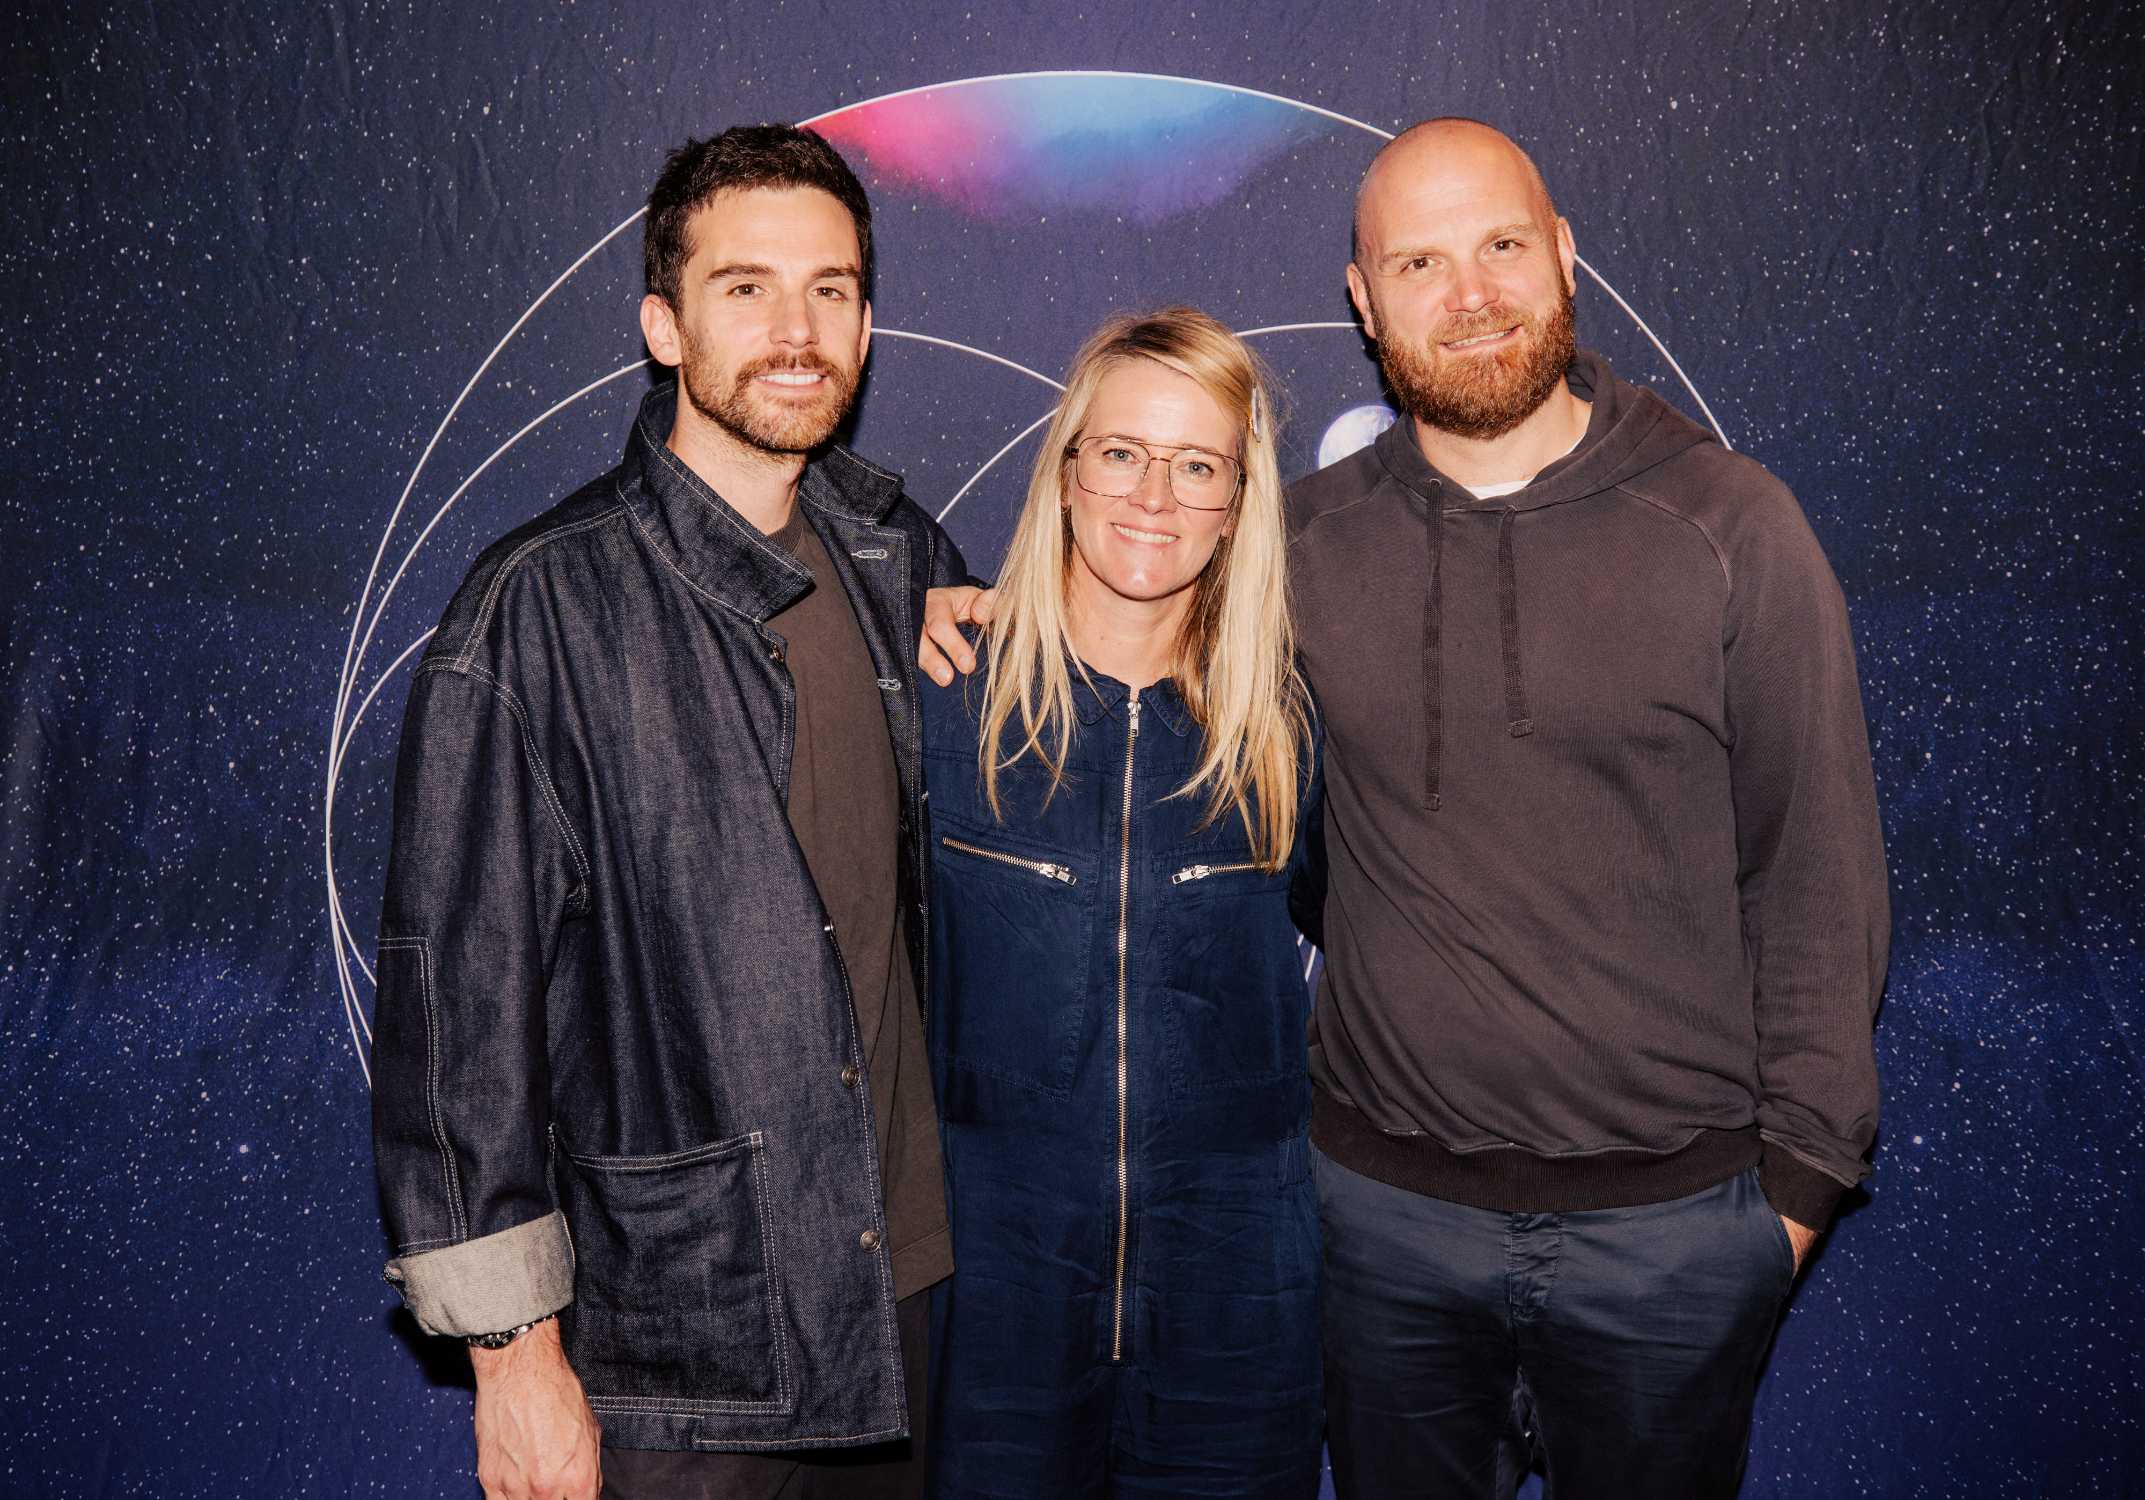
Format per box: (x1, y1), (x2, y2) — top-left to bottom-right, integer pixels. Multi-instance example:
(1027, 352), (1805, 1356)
(4, 2), (2140, 1495)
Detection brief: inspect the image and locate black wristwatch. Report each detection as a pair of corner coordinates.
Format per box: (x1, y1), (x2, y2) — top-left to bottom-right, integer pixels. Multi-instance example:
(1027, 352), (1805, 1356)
(464, 1313), (555, 1350)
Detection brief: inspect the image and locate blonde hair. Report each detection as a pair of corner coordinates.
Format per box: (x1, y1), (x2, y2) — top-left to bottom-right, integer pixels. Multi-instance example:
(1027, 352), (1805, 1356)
(978, 308), (1310, 870)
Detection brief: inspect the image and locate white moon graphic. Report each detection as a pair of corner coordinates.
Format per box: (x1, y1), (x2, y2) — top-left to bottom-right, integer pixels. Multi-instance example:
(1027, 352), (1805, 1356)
(1318, 403), (1399, 468)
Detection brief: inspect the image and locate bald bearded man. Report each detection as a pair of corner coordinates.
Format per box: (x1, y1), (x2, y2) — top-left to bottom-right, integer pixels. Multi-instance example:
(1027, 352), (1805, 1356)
(1292, 118), (1889, 1498)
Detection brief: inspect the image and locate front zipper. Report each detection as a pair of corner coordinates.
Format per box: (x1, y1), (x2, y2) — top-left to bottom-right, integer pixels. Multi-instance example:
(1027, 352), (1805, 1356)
(938, 836), (1078, 885)
(1169, 861), (1260, 885)
(1111, 690), (1140, 1363)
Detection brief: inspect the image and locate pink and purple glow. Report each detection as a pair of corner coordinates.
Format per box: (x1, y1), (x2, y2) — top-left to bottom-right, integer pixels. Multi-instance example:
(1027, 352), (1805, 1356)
(815, 75), (1339, 224)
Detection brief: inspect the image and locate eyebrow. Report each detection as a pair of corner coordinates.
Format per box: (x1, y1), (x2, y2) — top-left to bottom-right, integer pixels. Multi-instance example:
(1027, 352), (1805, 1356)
(1377, 223), (1541, 270)
(1091, 432), (1237, 456)
(703, 261), (863, 283)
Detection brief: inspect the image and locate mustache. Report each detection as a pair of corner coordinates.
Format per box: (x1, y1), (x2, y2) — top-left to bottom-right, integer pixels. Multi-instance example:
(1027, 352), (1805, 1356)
(738, 352), (843, 380)
(1433, 307), (1531, 345)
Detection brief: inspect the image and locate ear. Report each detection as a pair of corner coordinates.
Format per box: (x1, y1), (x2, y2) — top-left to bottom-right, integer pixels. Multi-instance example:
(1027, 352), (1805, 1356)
(640, 293), (683, 369)
(857, 297), (873, 368)
(1345, 261), (1378, 340)
(1555, 217), (1577, 298)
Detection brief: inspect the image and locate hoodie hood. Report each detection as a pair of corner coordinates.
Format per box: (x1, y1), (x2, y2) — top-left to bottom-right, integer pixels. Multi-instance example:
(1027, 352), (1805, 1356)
(1364, 348), (1717, 809)
(1370, 347), (1716, 514)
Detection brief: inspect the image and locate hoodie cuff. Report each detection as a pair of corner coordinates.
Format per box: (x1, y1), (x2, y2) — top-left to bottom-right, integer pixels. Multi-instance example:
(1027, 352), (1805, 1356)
(383, 1210), (574, 1338)
(1758, 1146), (1846, 1232)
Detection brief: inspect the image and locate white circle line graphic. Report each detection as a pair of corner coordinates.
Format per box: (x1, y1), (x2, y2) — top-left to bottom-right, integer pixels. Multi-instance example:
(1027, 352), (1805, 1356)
(331, 70), (1730, 1077)
(337, 358), (653, 784)
(1573, 263), (1729, 447)
(327, 359), (647, 1058)
(333, 208), (646, 748)
(873, 329), (1065, 392)
(329, 624), (440, 998)
(1237, 321), (1361, 337)
(938, 409), (1059, 524)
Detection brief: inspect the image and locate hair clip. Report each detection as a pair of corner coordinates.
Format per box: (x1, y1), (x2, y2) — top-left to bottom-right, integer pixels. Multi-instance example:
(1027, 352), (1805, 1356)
(1250, 387), (1265, 441)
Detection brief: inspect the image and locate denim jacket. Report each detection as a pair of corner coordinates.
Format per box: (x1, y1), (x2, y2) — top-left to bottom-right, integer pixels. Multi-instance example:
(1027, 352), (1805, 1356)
(371, 383), (967, 1452)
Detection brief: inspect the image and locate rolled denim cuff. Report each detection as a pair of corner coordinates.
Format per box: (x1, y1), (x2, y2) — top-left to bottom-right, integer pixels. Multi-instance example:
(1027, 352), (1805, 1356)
(383, 1210), (574, 1337)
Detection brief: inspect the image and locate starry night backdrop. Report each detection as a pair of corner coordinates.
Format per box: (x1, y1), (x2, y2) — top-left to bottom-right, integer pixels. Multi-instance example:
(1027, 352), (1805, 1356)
(2, 2), (2139, 1495)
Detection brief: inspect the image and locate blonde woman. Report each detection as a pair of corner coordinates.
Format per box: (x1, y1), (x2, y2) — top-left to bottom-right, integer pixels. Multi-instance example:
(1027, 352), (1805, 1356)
(919, 309), (1323, 1498)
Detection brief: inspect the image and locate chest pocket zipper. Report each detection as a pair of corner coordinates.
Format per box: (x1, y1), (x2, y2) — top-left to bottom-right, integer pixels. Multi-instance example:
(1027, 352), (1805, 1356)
(1169, 861), (1261, 885)
(939, 835), (1078, 886)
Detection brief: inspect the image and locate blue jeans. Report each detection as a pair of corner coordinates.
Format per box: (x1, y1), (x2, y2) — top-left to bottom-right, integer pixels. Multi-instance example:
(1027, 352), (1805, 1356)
(1314, 1147), (1795, 1499)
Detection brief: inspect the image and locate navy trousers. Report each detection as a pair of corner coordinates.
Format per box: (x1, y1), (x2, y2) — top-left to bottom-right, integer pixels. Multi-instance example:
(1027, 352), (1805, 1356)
(1315, 1147), (1796, 1500)
(927, 1144), (1325, 1499)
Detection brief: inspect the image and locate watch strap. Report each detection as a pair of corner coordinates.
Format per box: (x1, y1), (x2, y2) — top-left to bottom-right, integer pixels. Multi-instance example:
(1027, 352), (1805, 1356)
(463, 1312), (556, 1350)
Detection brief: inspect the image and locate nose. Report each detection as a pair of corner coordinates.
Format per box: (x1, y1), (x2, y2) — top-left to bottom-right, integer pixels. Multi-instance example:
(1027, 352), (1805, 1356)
(1446, 259), (1495, 315)
(769, 287), (817, 349)
(1131, 459), (1173, 512)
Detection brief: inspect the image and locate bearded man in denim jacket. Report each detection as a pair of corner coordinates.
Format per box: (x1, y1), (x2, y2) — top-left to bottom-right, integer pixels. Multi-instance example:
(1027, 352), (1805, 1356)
(372, 126), (965, 1500)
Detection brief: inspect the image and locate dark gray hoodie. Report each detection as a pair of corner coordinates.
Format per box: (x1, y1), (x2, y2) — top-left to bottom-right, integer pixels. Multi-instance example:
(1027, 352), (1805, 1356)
(1288, 349), (1888, 1228)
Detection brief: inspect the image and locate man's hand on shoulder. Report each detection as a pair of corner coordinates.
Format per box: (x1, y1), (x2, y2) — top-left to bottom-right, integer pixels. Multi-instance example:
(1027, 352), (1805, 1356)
(470, 1318), (602, 1500)
(920, 585), (996, 686)
(1781, 1214), (1819, 1273)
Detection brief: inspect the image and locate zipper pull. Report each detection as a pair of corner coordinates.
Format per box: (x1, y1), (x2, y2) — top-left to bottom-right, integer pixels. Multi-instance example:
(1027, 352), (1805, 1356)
(1171, 865), (1211, 885)
(1037, 863), (1077, 884)
(1128, 690), (1141, 741)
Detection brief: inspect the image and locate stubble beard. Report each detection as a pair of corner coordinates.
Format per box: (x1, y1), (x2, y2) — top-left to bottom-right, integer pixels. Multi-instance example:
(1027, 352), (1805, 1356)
(1378, 283), (1577, 441)
(679, 338), (859, 457)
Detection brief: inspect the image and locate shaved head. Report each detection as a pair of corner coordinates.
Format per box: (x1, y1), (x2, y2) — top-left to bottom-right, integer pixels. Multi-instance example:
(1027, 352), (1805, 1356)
(1353, 118), (1558, 266)
(1343, 116), (1580, 442)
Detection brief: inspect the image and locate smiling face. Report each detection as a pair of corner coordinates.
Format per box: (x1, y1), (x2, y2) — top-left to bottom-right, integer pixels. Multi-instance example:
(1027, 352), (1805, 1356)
(639, 185), (871, 456)
(1063, 358), (1239, 623)
(1348, 123), (1578, 440)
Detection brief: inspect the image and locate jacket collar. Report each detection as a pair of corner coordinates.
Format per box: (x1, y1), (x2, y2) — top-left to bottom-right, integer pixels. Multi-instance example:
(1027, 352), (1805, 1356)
(621, 382), (905, 622)
(1070, 666), (1194, 737)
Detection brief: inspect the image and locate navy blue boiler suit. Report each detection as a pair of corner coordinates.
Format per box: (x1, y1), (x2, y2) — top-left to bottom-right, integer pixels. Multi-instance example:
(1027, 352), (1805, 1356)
(921, 665), (1324, 1499)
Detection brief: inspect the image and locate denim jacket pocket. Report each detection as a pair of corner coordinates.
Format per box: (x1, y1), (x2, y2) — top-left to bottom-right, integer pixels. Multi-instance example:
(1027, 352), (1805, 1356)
(929, 818), (1098, 1098)
(556, 1131), (792, 1415)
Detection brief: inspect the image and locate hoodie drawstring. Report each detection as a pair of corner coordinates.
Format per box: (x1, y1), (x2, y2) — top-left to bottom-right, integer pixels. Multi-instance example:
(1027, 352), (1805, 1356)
(1498, 508), (1535, 739)
(1425, 500), (1534, 814)
(1422, 497), (1444, 812)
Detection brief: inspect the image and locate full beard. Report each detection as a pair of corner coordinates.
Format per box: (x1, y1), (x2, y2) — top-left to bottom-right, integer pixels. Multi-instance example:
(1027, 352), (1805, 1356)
(1379, 285), (1576, 441)
(680, 345), (859, 456)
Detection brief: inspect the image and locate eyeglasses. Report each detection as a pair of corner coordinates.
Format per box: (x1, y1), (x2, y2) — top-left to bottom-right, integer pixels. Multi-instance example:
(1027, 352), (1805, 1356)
(1066, 435), (1243, 511)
